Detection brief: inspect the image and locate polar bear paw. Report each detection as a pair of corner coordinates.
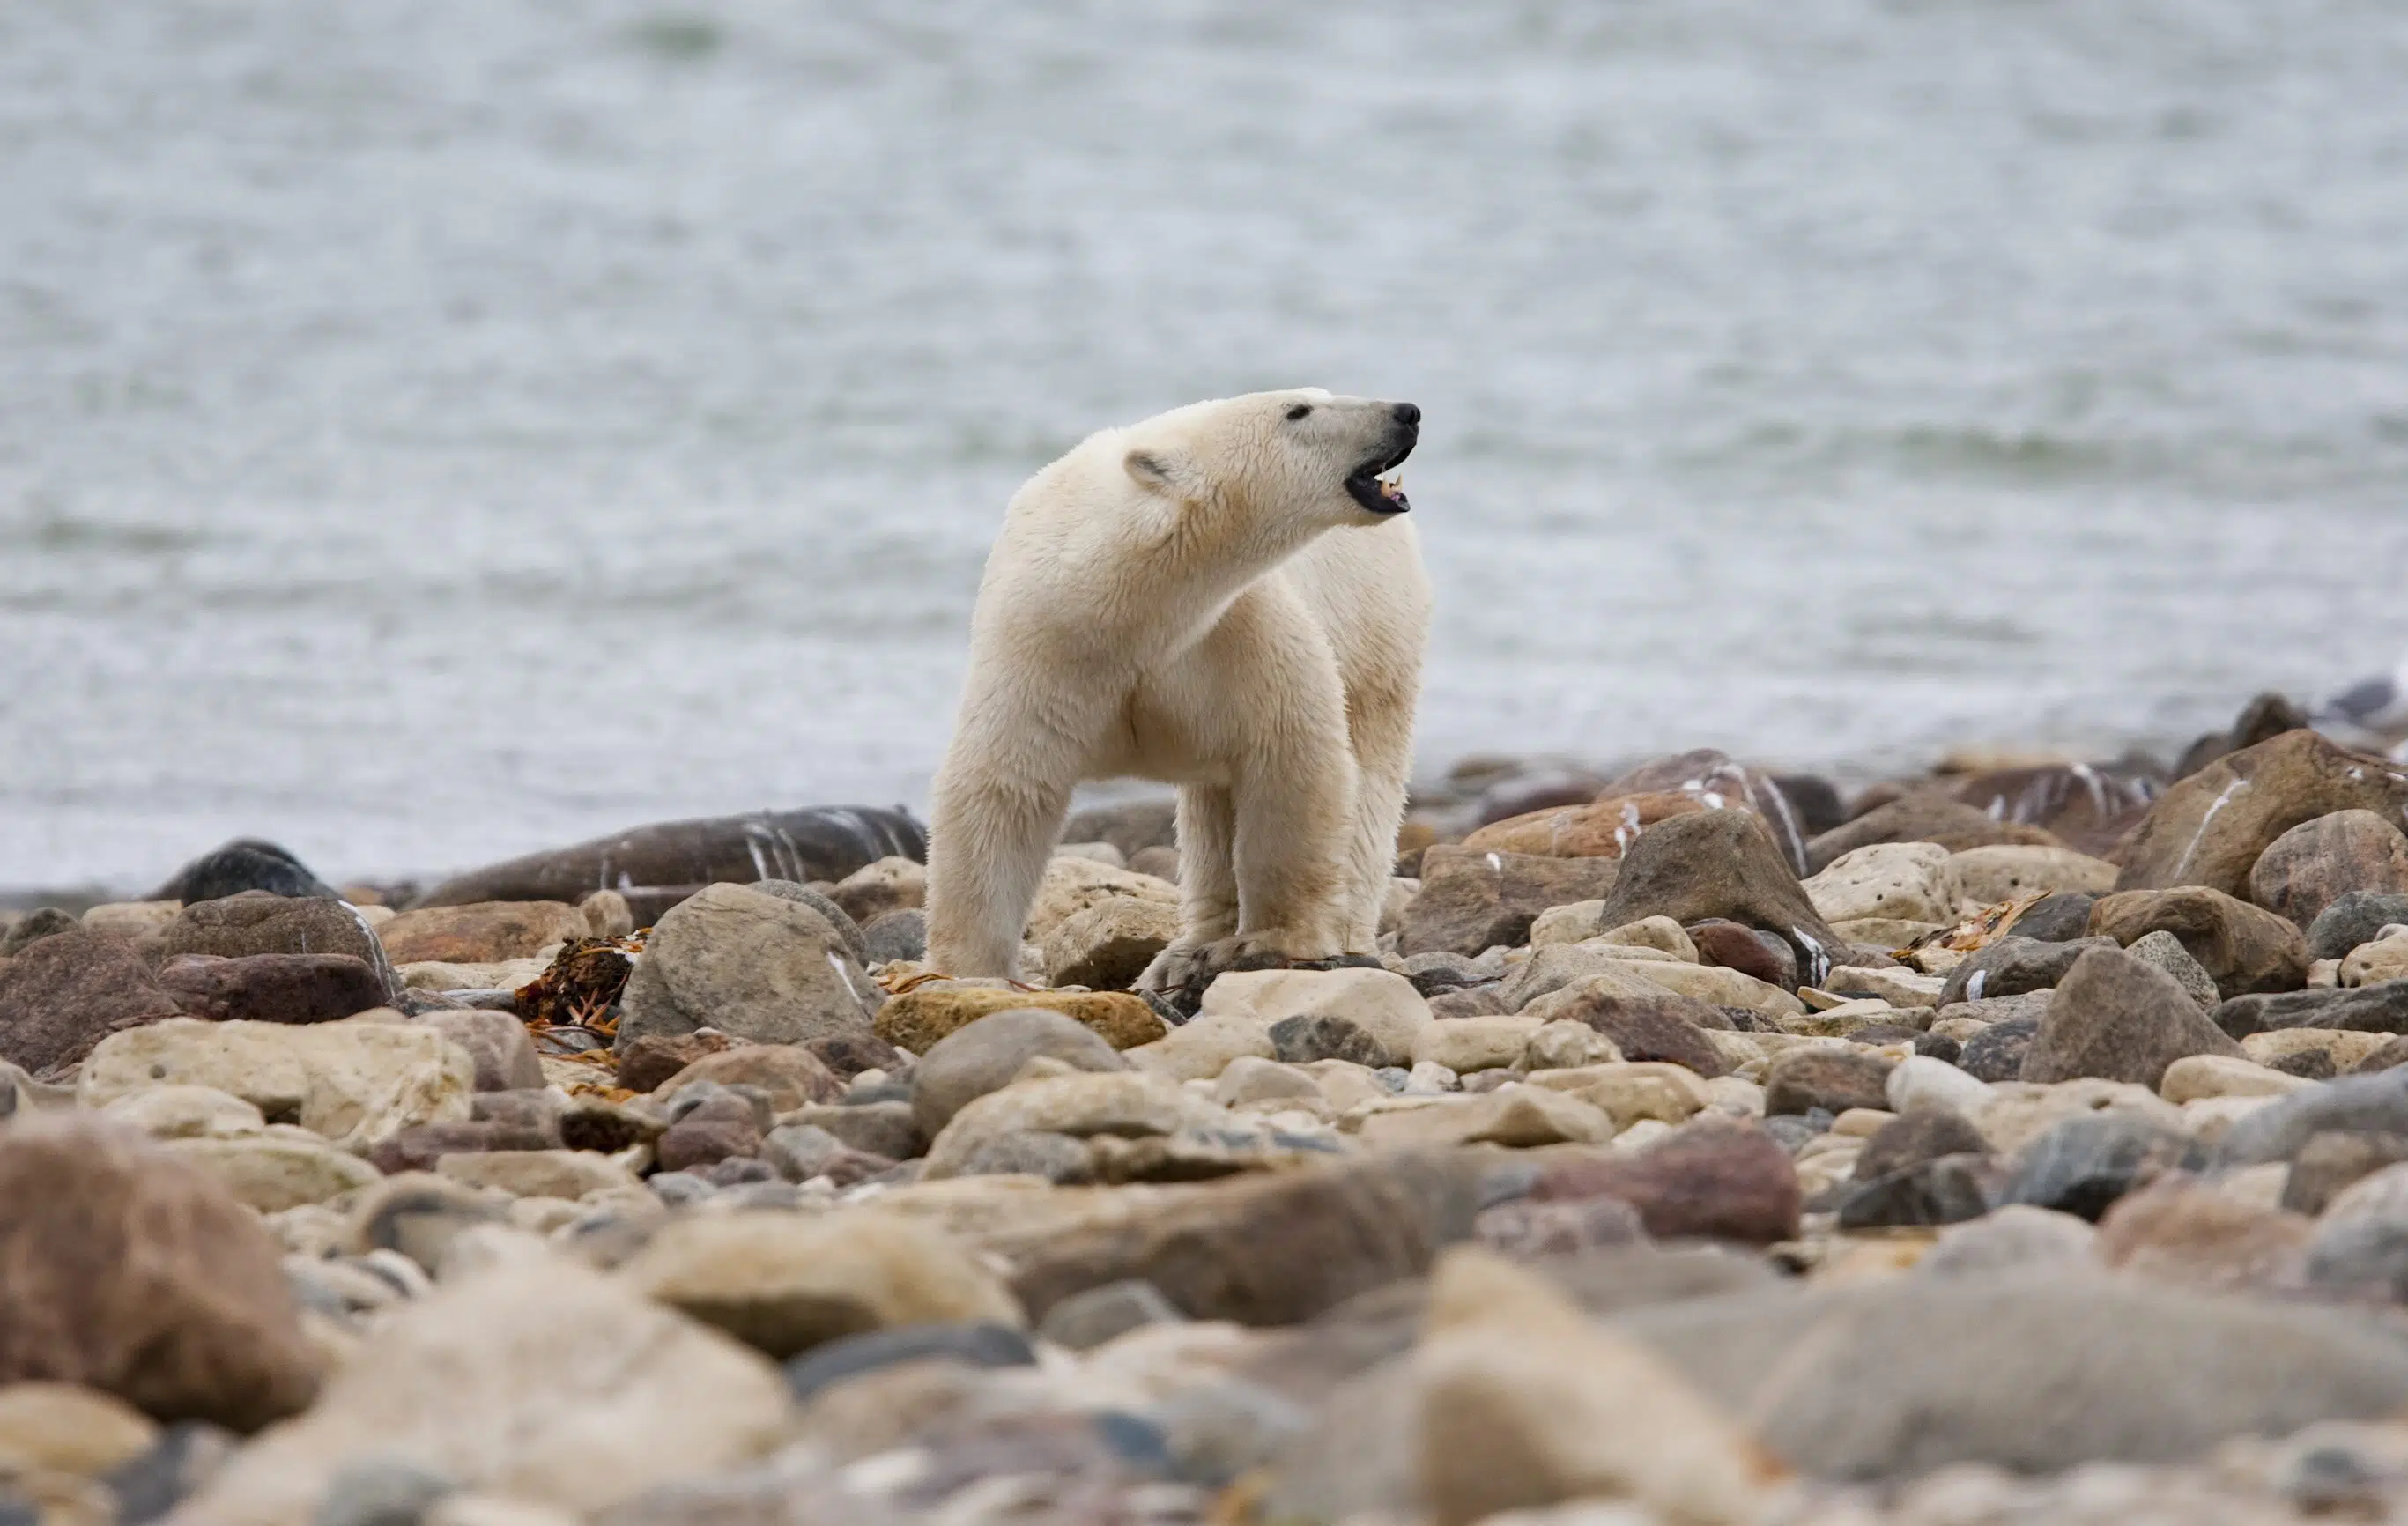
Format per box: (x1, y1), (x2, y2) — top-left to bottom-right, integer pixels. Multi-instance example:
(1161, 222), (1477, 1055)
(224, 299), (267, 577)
(1136, 936), (1383, 1019)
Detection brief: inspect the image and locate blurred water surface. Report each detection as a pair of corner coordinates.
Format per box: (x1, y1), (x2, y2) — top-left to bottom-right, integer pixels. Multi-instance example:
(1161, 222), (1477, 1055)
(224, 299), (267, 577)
(5, 1), (2408, 887)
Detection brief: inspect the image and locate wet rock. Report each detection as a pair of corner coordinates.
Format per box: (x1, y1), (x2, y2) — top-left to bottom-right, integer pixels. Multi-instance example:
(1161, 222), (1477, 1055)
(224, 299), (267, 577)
(2250, 810), (2408, 930)
(1041, 897), (1180, 989)
(2310, 892), (2408, 961)
(152, 840), (337, 905)
(2094, 1172), (2312, 1293)
(653, 1045), (842, 1113)
(0, 929), (185, 1073)
(2012, 891), (2102, 942)
(2218, 1070), (2408, 1167)
(909, 1008), (1129, 1137)
(1938, 935), (2113, 1006)
(2306, 1164), (2408, 1302)
(1807, 796), (2062, 875)
(411, 806), (924, 911)
(1530, 1121), (1800, 1246)
(1805, 842), (1957, 927)
(376, 901), (589, 967)
(1764, 1048), (1895, 1116)
(2286, 1132), (2408, 1215)
(2215, 980), (2408, 1038)
(0, 1115), (321, 1430)
(782, 1321), (1034, 1404)
(859, 907), (927, 966)
(1589, 810), (1849, 983)
(615, 884), (878, 1052)
(1956, 1018), (2040, 1082)
(2090, 886), (2311, 998)
(1397, 847), (1622, 958)
(174, 1259), (789, 1524)
(2114, 730), (2408, 900)
(1999, 1112), (2207, 1220)
(414, 1011), (543, 1093)
(152, 953), (389, 1027)
(81, 1019), (473, 1153)
(1036, 1278), (1185, 1350)
(1686, 919), (1796, 989)
(2022, 946), (2245, 1087)
(2123, 930), (2222, 1011)
(1834, 1154), (1998, 1230)
(876, 984), (1163, 1053)
(619, 1211), (1019, 1360)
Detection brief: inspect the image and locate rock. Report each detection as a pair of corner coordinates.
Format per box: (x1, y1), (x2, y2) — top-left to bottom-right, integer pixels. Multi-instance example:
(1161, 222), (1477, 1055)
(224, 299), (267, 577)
(614, 884), (878, 1052)
(999, 1149), (1486, 1325)
(1357, 1087), (1614, 1150)
(579, 890), (636, 939)
(0, 929), (186, 1073)
(655, 1112), (761, 1174)
(2310, 893), (2408, 961)
(824, 856), (926, 929)
(2093, 1173), (2311, 1292)
(806, 1032), (904, 1081)
(2174, 689), (2311, 779)
(1853, 1107), (1990, 1182)
(1764, 1048), (1895, 1116)
(859, 908), (927, 966)
(1496, 944), (1677, 1012)
(1122, 1009), (1275, 1083)
(1686, 919), (1797, 989)
(1041, 898), (1180, 989)
(78, 900), (183, 939)
(759, 1124), (893, 1186)
(1530, 1121), (1800, 1245)
(948, 1129), (1093, 1182)
(2218, 1070), (2408, 1167)
(1460, 789), (1708, 858)
(1019, 856), (1181, 949)
(1612, 1273), (2408, 1478)
(1530, 1062), (1710, 1130)
(1834, 1155), (1998, 1230)
(0, 906), (77, 955)
(0, 1381), (159, 1478)
(410, 806), (924, 911)
(2115, 730), (2408, 899)
(1605, 749), (1816, 874)
(1472, 1195), (1650, 1261)
(369, 1118), (559, 1176)
(1035, 1278), (1184, 1350)
(612, 1031), (737, 1094)
(1807, 796), (2062, 875)
(151, 839), (337, 904)
(1949, 762), (2163, 856)
(1938, 935), (2112, 1006)
(781, 1321), (1034, 1405)
(0, 1115), (321, 1430)
(1948, 846), (2120, 911)
(876, 985), (1163, 1056)
(619, 1211), (1019, 1359)
(2090, 886), (2311, 998)
(2244, 1027), (2397, 1072)
(1886, 1054), (1995, 1116)
(375, 902), (589, 967)
(1213, 1055), (1323, 1106)
(2022, 947), (2246, 1087)
(1918, 1204), (2097, 1279)
(909, 1008), (1128, 1137)
(346, 1175), (511, 1275)
(434, 1151), (642, 1201)
(1412, 1248), (1772, 1526)
(1589, 915), (1700, 959)
(1397, 847), (1623, 958)
(2307, 1164), (2408, 1301)
(2285, 1132), (2408, 1215)
(745, 880), (871, 966)
(81, 1019), (473, 1153)
(2011, 891), (2103, 942)
(2160, 1054), (2310, 1104)
(167, 1132), (383, 1211)
(2214, 980), (2408, 1039)
(2345, 933), (2408, 988)
(1588, 811), (1847, 984)
(1060, 796), (1179, 862)
(2000, 1112), (2207, 1219)
(922, 1070), (1228, 1179)
(415, 1011), (543, 1093)
(1410, 1015), (1541, 1074)
(1804, 843), (1958, 926)
(174, 1258), (789, 1525)
(1517, 986), (1730, 1078)
(151, 894), (398, 999)
(100, 1085), (267, 1140)
(1521, 1020), (1633, 1075)
(152, 952), (389, 1028)
(2123, 930), (2222, 1011)
(1207, 967), (1430, 1069)
(2249, 810), (2408, 930)
(653, 1045), (842, 1114)
(1822, 965), (1946, 1009)
(1956, 1019), (2039, 1081)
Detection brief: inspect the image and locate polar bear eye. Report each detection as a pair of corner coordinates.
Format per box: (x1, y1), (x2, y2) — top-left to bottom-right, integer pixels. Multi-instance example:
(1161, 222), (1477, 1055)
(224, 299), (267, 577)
(1285, 404), (1312, 421)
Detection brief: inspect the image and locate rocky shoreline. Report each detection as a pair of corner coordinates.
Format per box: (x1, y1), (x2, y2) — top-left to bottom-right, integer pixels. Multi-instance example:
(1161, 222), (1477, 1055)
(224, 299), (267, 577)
(5, 696), (2408, 1524)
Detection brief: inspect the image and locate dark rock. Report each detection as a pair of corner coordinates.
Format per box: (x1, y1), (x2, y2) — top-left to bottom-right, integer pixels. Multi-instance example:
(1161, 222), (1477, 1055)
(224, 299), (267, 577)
(409, 806), (924, 911)
(1764, 1048), (1894, 1116)
(786, 1100), (922, 1161)
(1529, 1120), (1801, 1246)
(2090, 886), (2311, 998)
(1686, 919), (1797, 989)
(1835, 1154), (1999, 1230)
(861, 908), (927, 965)
(782, 1321), (1034, 1404)
(1770, 774), (1849, 839)
(698, 1157), (779, 1189)
(1037, 1279), (1186, 1351)
(1604, 750), (1814, 876)
(2271, 1048), (2338, 1080)
(348, 1175), (509, 1274)
(150, 839), (335, 905)
(367, 1120), (558, 1175)
(1956, 1019), (2039, 1082)
(1396, 847), (1621, 959)
(1807, 796), (2062, 876)
(104, 1419), (234, 1526)
(2219, 1070), (2408, 1167)
(1426, 986), (1512, 1020)
(2311, 893), (2408, 962)
(1938, 936), (2113, 1006)
(1542, 989), (1730, 1078)
(654, 1115), (762, 1174)
(1061, 797), (1180, 862)
(1589, 810), (1849, 983)
(2021, 946), (2246, 1086)
(0, 930), (185, 1073)
(152, 952), (387, 1026)
(2360, 1036), (2408, 1074)
(614, 883), (878, 1052)
(2173, 691), (2313, 782)
(2001, 1112), (2208, 1220)
(0, 1115), (321, 1429)
(2011, 892), (2101, 943)
(1854, 1107), (1990, 1182)
(615, 1031), (739, 1093)
(2115, 730), (2408, 900)
(150, 894), (398, 1003)
(0, 907), (76, 956)
(654, 1044), (844, 1113)
(2283, 1132), (2408, 1215)
(910, 1008), (1128, 1137)
(2249, 810), (2408, 930)
(2305, 1165), (2408, 1301)
(2214, 981), (2408, 1040)
(952, 1129), (1095, 1183)
(808, 1031), (907, 1080)
(1270, 1014), (1397, 1069)
(1948, 764), (2161, 859)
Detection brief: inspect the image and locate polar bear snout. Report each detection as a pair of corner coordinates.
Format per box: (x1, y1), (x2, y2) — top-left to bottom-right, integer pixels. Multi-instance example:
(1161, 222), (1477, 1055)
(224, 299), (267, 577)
(1343, 401), (1420, 516)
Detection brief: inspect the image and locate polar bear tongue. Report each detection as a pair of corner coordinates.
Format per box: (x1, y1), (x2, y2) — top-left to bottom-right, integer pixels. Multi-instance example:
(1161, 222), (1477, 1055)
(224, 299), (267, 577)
(1377, 474), (1409, 510)
(1347, 469), (1411, 515)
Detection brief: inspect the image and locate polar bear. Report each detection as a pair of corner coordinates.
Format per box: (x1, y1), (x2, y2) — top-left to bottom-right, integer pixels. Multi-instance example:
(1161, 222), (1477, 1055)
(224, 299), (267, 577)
(924, 389), (1431, 991)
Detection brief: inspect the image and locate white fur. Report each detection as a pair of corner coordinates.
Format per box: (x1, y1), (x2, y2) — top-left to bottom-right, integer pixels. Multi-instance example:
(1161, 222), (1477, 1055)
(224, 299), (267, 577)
(924, 389), (1432, 983)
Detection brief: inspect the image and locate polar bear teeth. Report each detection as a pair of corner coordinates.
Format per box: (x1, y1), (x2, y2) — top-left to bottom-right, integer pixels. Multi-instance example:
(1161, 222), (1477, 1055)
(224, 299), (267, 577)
(1376, 474), (1407, 506)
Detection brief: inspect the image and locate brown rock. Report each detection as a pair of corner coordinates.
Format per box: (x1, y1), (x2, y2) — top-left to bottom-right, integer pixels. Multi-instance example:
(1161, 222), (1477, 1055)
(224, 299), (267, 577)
(653, 1044), (843, 1113)
(1589, 811), (1848, 984)
(615, 1031), (739, 1093)
(376, 900), (588, 966)
(1762, 1048), (1894, 1116)
(1807, 796), (2063, 875)
(415, 1010), (545, 1093)
(1530, 1120), (1801, 1246)
(1949, 765), (2160, 859)
(151, 893), (399, 1001)
(2174, 691), (2315, 782)
(1397, 847), (1623, 959)
(2090, 886), (2311, 998)
(367, 1119), (560, 1175)
(1854, 1108), (1990, 1182)
(656, 1116), (762, 1174)
(2114, 730), (2408, 900)
(0, 930), (185, 1074)
(2021, 946), (2246, 1087)
(806, 1032), (907, 1079)
(155, 952), (388, 1026)
(825, 856), (927, 928)
(0, 1116), (321, 1429)
(875, 987), (1165, 1054)
(409, 806), (926, 909)
(1536, 988), (1730, 1078)
(2249, 811), (2408, 930)
(1462, 791), (1707, 858)
(1042, 897), (1181, 990)
(2094, 1173), (2311, 1293)
(1605, 749), (1816, 875)
(1686, 919), (1797, 990)
(614, 883), (878, 1051)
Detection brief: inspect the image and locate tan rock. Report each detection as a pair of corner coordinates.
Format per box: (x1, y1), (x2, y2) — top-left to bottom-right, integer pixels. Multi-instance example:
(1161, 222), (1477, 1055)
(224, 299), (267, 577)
(1804, 842), (1958, 926)
(2241, 1028), (2395, 1071)
(826, 856), (927, 927)
(1820, 966), (1946, 1009)
(167, 1133), (382, 1211)
(1412, 1015), (1543, 1074)
(0, 1382), (157, 1477)
(1356, 1086), (1612, 1149)
(1461, 790), (1709, 858)
(100, 1085), (266, 1140)
(1122, 1009), (1275, 1082)
(1948, 845), (2119, 910)
(1589, 915), (1699, 960)
(1528, 1062), (1710, 1130)
(77, 900), (182, 939)
(876, 986), (1165, 1053)
(1528, 900), (1612, 947)
(1521, 1019), (1625, 1072)
(80, 1019), (473, 1152)
(1498, 947), (1671, 1012)
(1973, 1078), (2184, 1154)
(579, 890), (635, 939)
(2160, 1054), (2314, 1105)
(1628, 959), (1805, 1018)
(2343, 931), (2408, 988)
(1832, 917), (1947, 949)
(435, 1151), (642, 1201)
(1042, 896), (1181, 989)
(921, 1070), (1229, 1178)
(1023, 856), (1180, 947)
(397, 959), (547, 993)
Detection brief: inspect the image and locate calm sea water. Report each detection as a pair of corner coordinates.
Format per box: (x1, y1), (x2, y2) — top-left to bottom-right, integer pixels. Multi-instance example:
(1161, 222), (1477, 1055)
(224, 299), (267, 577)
(6, 1), (2408, 891)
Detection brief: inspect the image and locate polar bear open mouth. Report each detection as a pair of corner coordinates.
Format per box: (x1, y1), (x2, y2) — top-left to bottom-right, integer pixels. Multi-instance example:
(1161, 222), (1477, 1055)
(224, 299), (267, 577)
(1344, 439), (1416, 515)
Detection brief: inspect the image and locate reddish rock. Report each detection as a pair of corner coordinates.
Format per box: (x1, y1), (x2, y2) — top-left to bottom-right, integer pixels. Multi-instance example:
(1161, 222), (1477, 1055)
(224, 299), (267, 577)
(617, 1031), (743, 1093)
(1686, 918), (1797, 990)
(368, 1119), (560, 1175)
(0, 930), (184, 1074)
(1763, 1048), (1895, 1116)
(1606, 749), (1816, 875)
(1537, 987), (1730, 1078)
(1949, 765), (2160, 859)
(377, 900), (589, 965)
(416, 1010), (545, 1092)
(1461, 791), (1707, 858)
(156, 952), (387, 1026)
(2249, 811), (2408, 930)
(149, 893), (397, 1001)
(654, 1044), (844, 1113)
(1531, 1120), (1801, 1246)
(0, 1116), (321, 1429)
(2090, 887), (2311, 998)
(656, 1116), (763, 1174)
(806, 1032), (908, 1080)
(2094, 1173), (2312, 1293)
(2115, 730), (2408, 900)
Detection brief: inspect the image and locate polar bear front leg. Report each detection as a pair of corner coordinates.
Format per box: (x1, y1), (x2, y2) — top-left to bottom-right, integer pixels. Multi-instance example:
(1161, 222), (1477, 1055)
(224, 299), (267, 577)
(924, 752), (1074, 981)
(1228, 723), (1355, 966)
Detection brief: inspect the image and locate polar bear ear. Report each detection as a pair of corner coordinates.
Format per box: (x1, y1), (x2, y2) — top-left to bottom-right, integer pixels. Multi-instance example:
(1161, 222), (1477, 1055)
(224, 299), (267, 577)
(1122, 448), (1189, 496)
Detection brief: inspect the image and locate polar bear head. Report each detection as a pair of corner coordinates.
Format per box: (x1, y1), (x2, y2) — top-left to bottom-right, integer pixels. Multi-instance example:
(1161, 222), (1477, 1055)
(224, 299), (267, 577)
(1117, 389), (1421, 529)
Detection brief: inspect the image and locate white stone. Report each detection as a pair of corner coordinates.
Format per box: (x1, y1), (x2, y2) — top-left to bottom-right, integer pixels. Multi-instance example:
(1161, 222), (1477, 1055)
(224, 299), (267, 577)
(1804, 842), (1958, 926)
(1945, 845), (2118, 912)
(2159, 1055), (2313, 1105)
(1198, 966), (1431, 1056)
(100, 1084), (266, 1140)
(1024, 856), (1178, 944)
(167, 1132), (382, 1211)
(2343, 932), (2408, 989)
(1122, 1009), (1274, 1082)
(1412, 1015), (1543, 1074)
(1886, 1055), (1993, 1118)
(79, 1018), (473, 1152)
(1521, 1019), (1624, 1072)
(1820, 966), (1946, 1009)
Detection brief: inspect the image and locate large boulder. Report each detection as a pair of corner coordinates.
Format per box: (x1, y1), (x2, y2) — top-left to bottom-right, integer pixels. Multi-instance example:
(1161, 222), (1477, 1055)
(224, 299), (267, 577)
(410, 806), (924, 910)
(2021, 946), (2246, 1087)
(150, 893), (400, 1003)
(2089, 886), (2311, 997)
(1807, 796), (2062, 875)
(79, 1018), (475, 1152)
(1588, 811), (1848, 984)
(2249, 810), (2408, 929)
(1602, 749), (1814, 876)
(0, 929), (184, 1074)
(1397, 847), (1622, 959)
(376, 900), (589, 965)
(0, 1116), (321, 1431)
(155, 953), (388, 1026)
(2114, 730), (2408, 899)
(616, 884), (878, 1051)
